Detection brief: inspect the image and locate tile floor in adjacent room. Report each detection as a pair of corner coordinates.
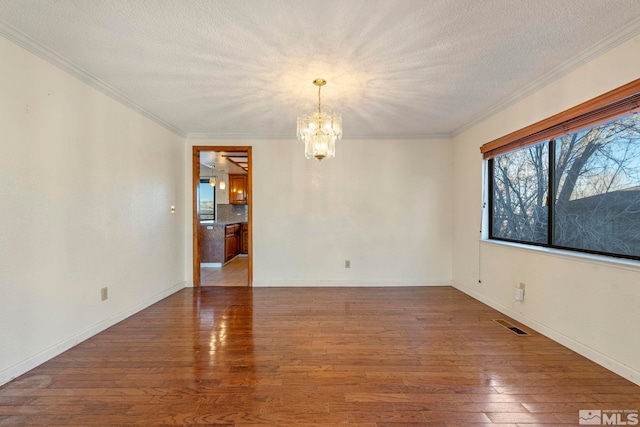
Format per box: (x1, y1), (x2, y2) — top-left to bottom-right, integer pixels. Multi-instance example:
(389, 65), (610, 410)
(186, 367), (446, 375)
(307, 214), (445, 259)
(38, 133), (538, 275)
(201, 256), (248, 287)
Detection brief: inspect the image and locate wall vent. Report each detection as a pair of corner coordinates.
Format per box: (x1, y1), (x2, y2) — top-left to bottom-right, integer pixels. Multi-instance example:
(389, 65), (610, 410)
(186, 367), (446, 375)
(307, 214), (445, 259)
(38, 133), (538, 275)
(493, 319), (529, 336)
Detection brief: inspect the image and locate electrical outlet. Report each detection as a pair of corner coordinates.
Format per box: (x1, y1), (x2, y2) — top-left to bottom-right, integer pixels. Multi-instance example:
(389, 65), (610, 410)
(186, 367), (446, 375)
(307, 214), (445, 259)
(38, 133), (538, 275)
(101, 287), (108, 301)
(345, 260), (350, 268)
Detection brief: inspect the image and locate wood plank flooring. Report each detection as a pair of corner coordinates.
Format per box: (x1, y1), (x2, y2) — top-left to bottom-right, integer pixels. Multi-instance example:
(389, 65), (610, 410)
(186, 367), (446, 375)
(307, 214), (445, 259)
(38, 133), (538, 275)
(1, 286), (638, 426)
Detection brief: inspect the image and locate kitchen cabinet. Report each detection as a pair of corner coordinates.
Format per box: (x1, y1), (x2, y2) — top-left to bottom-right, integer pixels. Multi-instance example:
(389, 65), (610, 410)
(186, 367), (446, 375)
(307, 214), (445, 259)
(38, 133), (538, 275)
(225, 234), (238, 262)
(241, 223), (249, 254)
(225, 223), (241, 262)
(199, 222), (246, 264)
(229, 174), (247, 205)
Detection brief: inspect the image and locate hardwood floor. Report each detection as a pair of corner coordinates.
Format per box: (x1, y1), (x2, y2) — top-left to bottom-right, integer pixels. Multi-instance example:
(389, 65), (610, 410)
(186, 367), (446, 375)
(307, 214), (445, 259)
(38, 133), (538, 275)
(201, 257), (248, 287)
(1, 286), (638, 426)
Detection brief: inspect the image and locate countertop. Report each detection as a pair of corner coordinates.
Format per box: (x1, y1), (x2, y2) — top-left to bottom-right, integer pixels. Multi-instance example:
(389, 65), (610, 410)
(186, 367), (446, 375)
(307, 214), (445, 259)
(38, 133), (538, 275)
(200, 220), (247, 226)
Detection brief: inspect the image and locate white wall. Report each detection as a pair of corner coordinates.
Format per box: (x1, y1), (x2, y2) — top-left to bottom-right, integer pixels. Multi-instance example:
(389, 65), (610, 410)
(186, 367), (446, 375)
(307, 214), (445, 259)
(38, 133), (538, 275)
(0, 36), (186, 385)
(452, 34), (640, 384)
(186, 138), (453, 287)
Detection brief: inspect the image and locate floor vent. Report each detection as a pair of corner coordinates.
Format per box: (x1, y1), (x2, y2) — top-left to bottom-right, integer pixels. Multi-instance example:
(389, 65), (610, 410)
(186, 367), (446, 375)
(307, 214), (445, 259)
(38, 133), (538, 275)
(493, 319), (529, 336)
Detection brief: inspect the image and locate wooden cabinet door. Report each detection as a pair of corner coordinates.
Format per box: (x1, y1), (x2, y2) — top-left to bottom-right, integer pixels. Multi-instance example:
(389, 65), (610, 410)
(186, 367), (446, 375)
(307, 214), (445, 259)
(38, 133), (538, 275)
(234, 234), (240, 257)
(225, 234), (236, 262)
(241, 224), (248, 254)
(229, 174), (247, 204)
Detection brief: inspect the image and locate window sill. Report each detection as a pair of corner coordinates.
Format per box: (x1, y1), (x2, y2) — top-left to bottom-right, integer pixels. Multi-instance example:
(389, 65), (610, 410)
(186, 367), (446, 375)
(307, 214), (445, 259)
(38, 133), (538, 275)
(480, 239), (640, 273)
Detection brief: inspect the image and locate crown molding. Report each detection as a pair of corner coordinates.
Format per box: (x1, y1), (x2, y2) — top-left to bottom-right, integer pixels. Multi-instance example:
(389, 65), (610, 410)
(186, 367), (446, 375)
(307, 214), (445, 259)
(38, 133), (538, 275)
(0, 21), (187, 138)
(186, 133), (290, 140)
(186, 132), (452, 140)
(452, 15), (640, 138)
(348, 133), (453, 140)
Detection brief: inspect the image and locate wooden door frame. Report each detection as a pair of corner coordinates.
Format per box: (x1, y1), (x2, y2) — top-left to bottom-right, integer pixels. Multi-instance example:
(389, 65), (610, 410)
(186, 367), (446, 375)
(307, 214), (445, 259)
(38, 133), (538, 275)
(192, 146), (252, 287)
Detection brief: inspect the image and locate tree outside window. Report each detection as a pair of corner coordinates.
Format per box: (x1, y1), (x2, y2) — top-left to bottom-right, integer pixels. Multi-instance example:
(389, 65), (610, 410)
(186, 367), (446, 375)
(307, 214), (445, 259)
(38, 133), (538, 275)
(490, 113), (640, 259)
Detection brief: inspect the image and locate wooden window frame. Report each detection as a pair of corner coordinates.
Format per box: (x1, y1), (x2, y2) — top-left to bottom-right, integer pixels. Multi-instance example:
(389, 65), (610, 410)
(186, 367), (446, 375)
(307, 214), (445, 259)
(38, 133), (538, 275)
(480, 78), (640, 160)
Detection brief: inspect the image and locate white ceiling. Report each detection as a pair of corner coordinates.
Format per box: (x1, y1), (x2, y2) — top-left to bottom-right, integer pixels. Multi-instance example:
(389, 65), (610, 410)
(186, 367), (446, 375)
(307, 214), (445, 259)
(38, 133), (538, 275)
(1, 0), (640, 139)
(200, 151), (248, 175)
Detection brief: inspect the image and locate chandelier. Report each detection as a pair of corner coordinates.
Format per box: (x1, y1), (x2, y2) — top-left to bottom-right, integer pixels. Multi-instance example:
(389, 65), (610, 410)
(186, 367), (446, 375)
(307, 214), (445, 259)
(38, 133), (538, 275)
(297, 78), (342, 160)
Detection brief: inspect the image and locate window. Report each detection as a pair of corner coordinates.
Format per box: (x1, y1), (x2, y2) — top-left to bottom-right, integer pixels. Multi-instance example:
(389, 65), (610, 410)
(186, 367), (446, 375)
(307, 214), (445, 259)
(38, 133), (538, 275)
(483, 79), (640, 260)
(198, 179), (215, 221)
(491, 141), (549, 244)
(489, 113), (640, 260)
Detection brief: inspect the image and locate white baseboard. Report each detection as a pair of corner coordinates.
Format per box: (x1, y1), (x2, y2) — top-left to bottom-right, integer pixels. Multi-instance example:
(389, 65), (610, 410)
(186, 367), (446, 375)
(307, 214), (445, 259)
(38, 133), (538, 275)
(252, 280), (451, 287)
(201, 263), (221, 268)
(451, 280), (640, 387)
(0, 281), (186, 387)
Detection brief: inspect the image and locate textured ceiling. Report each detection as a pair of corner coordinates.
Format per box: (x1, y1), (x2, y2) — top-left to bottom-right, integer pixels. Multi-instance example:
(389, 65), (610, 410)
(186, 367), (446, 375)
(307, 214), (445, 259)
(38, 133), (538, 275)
(1, 0), (640, 139)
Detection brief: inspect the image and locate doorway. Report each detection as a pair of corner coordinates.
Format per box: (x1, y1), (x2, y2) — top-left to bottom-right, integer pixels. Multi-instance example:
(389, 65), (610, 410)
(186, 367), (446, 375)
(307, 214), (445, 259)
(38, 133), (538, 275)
(192, 146), (252, 287)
